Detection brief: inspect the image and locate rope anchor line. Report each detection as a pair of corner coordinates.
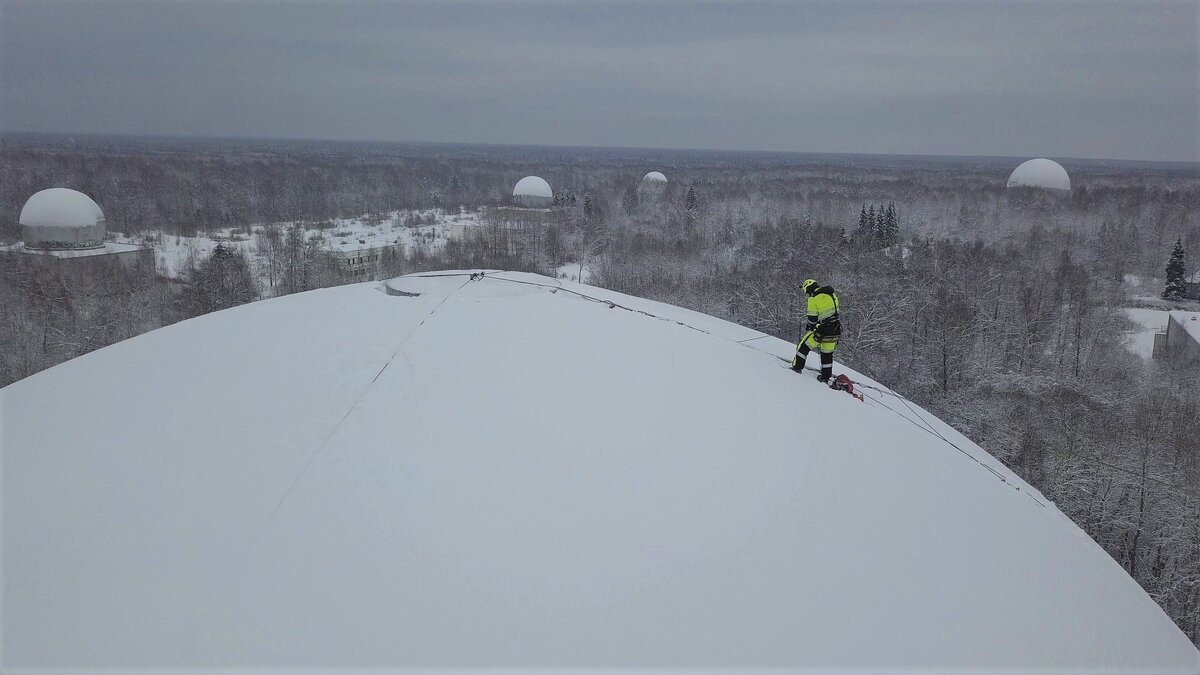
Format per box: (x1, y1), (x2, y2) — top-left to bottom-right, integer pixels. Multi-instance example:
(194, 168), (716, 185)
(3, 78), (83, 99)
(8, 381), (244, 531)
(474, 271), (1047, 508)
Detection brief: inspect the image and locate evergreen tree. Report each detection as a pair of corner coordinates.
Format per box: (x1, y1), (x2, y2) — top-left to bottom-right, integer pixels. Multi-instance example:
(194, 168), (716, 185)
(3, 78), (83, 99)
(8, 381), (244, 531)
(873, 203), (887, 245)
(1163, 239), (1188, 300)
(885, 202), (899, 246)
(583, 193), (594, 221)
(684, 186), (699, 227)
(857, 204), (870, 241)
(179, 242), (258, 318)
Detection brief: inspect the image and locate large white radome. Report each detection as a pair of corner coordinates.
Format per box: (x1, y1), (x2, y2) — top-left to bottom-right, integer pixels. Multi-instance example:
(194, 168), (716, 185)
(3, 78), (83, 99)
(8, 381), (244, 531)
(18, 188), (107, 250)
(513, 175), (553, 199)
(3, 272), (1197, 672)
(642, 171), (667, 184)
(1007, 158), (1072, 191)
(18, 187), (105, 228)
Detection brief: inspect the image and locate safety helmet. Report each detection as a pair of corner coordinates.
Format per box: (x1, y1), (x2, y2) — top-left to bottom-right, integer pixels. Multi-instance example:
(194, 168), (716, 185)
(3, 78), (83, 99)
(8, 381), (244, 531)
(802, 278), (819, 294)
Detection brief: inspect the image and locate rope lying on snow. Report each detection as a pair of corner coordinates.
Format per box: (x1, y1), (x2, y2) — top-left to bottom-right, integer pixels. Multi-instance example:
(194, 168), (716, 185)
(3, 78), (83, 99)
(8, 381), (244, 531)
(782, 361), (1046, 507)
(407, 271), (1048, 508)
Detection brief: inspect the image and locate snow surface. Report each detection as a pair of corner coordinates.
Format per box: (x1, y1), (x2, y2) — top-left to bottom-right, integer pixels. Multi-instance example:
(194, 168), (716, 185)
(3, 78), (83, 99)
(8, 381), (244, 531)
(1173, 310), (1200, 342)
(1123, 307), (1170, 359)
(17, 188), (105, 228)
(0, 241), (146, 259)
(555, 261), (592, 283)
(111, 209), (481, 283)
(642, 171), (667, 183)
(3, 271), (1198, 673)
(1007, 158), (1071, 191)
(513, 175), (553, 198)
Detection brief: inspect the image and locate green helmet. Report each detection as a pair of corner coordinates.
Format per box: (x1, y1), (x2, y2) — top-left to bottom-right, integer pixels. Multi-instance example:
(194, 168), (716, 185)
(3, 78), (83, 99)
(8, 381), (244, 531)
(802, 278), (819, 294)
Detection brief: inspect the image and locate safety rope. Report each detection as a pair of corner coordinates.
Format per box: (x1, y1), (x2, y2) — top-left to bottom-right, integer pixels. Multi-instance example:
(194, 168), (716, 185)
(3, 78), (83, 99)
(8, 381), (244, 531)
(181, 273), (479, 660)
(416, 272), (1183, 506)
(269, 272), (475, 533)
(783, 361), (1045, 506)
(472, 270), (1049, 507)
(476, 271), (724, 340)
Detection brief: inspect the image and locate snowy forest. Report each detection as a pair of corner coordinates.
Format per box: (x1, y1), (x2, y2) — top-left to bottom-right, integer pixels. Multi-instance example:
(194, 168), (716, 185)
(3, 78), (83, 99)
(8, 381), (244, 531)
(2, 134), (1199, 644)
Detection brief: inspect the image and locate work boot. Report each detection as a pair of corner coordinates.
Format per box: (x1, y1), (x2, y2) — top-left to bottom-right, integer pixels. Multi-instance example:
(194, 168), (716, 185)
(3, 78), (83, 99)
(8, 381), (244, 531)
(791, 357), (806, 373)
(818, 352), (834, 383)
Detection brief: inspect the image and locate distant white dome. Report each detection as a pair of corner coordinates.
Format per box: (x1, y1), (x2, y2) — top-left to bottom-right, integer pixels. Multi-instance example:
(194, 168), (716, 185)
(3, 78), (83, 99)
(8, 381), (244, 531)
(19, 188), (106, 250)
(513, 176), (553, 203)
(642, 171), (667, 184)
(1007, 159), (1071, 191)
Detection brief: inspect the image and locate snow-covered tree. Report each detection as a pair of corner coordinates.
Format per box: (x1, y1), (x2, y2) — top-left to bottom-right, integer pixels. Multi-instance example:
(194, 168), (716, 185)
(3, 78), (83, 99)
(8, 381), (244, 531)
(1163, 239), (1187, 300)
(178, 243), (258, 318)
(884, 202), (899, 246)
(856, 203), (870, 242)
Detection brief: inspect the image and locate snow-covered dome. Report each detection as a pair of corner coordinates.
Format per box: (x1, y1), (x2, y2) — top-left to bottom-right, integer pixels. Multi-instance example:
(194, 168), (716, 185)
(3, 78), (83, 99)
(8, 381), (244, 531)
(3, 270), (1197, 672)
(1007, 158), (1071, 191)
(642, 171), (667, 184)
(513, 176), (553, 207)
(19, 188), (106, 250)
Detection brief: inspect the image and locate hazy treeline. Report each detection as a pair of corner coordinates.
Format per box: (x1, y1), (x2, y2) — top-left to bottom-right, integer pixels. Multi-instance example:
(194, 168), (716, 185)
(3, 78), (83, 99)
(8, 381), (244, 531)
(0, 255), (170, 385)
(4, 134), (1198, 274)
(2, 135), (1199, 643)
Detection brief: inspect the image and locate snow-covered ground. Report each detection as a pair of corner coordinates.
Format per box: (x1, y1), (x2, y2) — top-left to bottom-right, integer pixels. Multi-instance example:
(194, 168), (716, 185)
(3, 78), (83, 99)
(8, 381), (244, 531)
(124, 231), (255, 277)
(4, 271), (1197, 672)
(1123, 306), (1200, 360)
(555, 261), (592, 283)
(111, 208), (484, 285)
(1123, 307), (1171, 359)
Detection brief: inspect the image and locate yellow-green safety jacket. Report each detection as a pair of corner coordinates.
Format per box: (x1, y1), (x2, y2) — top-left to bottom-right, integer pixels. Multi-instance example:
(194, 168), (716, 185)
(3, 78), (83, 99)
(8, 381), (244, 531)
(806, 286), (841, 338)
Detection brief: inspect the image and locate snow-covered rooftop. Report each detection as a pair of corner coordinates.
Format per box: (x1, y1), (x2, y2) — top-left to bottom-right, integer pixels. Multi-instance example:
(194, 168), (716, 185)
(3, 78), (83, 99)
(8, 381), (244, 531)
(513, 175), (553, 198)
(1171, 310), (1200, 343)
(642, 171), (667, 184)
(0, 241), (146, 259)
(1007, 158), (1071, 191)
(18, 188), (105, 229)
(3, 271), (1197, 672)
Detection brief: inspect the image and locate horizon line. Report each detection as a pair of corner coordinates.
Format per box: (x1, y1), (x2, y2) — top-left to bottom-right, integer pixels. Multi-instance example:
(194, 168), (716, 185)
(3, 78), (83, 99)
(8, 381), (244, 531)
(2, 129), (1198, 168)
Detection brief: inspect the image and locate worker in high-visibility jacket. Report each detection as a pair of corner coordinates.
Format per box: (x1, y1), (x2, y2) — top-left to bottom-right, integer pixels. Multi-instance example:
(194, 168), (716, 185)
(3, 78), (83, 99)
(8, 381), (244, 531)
(791, 278), (841, 383)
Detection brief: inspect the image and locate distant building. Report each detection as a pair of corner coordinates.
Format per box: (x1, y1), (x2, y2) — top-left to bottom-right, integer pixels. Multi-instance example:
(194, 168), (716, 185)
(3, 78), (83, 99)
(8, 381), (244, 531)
(1184, 274), (1200, 301)
(1, 188), (154, 275)
(1007, 158), (1071, 192)
(1166, 312), (1200, 364)
(332, 241), (402, 280)
(512, 176), (554, 208)
(487, 206), (565, 226)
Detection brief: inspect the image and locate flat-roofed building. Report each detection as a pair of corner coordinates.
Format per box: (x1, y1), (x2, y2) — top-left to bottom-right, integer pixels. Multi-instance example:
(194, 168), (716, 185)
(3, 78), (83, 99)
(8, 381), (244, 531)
(1166, 311), (1200, 363)
(332, 241), (402, 280)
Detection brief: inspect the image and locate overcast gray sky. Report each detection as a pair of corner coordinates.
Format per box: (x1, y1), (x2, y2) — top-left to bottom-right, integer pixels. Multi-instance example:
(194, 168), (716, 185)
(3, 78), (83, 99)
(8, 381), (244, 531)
(1, 1), (1196, 161)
